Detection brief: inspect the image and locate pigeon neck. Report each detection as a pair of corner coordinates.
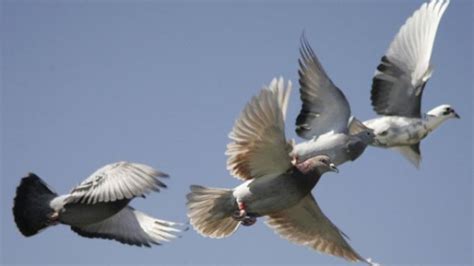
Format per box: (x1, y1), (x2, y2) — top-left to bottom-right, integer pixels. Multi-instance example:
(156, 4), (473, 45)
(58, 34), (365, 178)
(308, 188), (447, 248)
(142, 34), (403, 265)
(294, 164), (322, 189)
(424, 114), (449, 131)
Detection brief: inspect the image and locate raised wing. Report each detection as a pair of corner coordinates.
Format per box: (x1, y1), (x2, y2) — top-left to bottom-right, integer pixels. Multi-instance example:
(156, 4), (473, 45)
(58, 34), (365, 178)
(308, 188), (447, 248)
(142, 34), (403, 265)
(226, 77), (293, 181)
(296, 35), (351, 139)
(266, 194), (367, 263)
(371, 0), (449, 118)
(69, 162), (168, 204)
(71, 206), (183, 247)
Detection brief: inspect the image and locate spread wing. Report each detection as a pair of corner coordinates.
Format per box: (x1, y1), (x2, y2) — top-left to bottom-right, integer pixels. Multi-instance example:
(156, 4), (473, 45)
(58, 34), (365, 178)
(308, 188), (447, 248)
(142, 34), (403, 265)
(226, 77), (293, 181)
(266, 194), (367, 263)
(371, 0), (449, 118)
(71, 206), (183, 247)
(69, 162), (168, 204)
(295, 35), (351, 139)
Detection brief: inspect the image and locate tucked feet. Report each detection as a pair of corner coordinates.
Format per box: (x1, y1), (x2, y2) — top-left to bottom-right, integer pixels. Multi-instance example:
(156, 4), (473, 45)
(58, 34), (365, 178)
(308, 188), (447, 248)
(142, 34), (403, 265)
(232, 210), (246, 221)
(241, 216), (257, 226)
(291, 155), (299, 165)
(231, 201), (257, 226)
(47, 211), (59, 225)
(232, 201), (247, 221)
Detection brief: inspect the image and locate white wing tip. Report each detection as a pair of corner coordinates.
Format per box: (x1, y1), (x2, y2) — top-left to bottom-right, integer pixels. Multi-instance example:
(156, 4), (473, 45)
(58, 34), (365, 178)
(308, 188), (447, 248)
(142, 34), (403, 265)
(366, 257), (381, 266)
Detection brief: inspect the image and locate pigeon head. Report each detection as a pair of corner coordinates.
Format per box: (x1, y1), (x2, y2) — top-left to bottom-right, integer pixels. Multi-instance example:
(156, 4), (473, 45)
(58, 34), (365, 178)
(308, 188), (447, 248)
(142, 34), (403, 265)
(348, 117), (375, 144)
(427, 104), (460, 119)
(355, 128), (375, 144)
(296, 155), (339, 176)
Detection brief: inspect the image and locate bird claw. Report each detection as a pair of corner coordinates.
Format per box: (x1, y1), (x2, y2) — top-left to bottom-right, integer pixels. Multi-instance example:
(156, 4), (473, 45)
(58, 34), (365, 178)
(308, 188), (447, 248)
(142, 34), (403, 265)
(241, 216), (257, 226)
(232, 209), (247, 221)
(291, 155), (299, 165)
(232, 201), (257, 226)
(47, 211), (59, 225)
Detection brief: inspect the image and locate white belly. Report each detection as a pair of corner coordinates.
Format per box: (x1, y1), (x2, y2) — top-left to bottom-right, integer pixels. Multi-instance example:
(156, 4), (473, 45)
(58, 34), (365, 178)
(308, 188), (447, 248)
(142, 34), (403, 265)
(292, 133), (348, 165)
(364, 116), (429, 147)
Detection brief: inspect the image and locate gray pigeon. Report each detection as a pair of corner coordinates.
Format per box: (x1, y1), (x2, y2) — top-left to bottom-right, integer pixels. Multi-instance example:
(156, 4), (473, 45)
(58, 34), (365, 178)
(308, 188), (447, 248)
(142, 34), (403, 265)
(187, 79), (372, 264)
(13, 161), (184, 247)
(290, 36), (375, 166)
(363, 0), (459, 167)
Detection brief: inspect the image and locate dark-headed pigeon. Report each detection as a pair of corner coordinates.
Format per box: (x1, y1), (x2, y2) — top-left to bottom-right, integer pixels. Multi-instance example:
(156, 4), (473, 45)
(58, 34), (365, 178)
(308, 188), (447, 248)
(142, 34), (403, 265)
(187, 78), (373, 264)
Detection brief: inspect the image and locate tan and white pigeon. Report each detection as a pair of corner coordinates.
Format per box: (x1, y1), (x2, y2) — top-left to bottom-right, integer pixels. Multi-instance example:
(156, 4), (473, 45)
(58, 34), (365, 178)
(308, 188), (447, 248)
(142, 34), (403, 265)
(187, 78), (373, 264)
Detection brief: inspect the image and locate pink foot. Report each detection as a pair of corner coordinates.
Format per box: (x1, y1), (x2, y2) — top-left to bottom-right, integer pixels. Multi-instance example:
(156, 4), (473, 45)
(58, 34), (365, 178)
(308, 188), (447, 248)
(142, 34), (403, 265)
(48, 211), (59, 225)
(291, 155), (299, 165)
(232, 202), (247, 221)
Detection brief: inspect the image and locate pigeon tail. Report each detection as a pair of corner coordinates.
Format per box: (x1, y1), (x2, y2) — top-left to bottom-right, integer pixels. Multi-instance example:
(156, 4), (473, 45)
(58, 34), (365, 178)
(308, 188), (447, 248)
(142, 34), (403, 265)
(186, 185), (239, 239)
(13, 173), (58, 236)
(391, 142), (421, 168)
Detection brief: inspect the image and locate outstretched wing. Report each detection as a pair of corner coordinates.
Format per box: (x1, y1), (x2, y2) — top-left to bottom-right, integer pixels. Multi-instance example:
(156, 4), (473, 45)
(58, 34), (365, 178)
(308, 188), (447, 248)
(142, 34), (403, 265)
(266, 194), (367, 263)
(71, 206), (184, 247)
(226, 77), (293, 181)
(69, 162), (168, 204)
(371, 0), (449, 118)
(296, 35), (351, 139)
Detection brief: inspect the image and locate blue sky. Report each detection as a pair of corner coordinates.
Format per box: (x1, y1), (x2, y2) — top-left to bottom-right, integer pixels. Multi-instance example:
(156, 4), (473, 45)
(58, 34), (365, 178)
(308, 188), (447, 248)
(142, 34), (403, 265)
(1, 0), (472, 265)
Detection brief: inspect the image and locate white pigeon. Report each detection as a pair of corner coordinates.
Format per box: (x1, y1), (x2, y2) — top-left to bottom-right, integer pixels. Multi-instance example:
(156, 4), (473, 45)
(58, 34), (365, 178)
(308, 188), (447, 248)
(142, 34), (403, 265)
(290, 36), (375, 166)
(363, 0), (459, 167)
(187, 78), (374, 264)
(13, 161), (184, 247)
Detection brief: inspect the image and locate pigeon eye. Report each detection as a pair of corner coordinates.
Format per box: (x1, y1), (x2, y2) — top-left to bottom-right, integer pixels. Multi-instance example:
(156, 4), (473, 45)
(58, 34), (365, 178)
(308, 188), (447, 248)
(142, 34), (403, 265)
(442, 109), (452, 115)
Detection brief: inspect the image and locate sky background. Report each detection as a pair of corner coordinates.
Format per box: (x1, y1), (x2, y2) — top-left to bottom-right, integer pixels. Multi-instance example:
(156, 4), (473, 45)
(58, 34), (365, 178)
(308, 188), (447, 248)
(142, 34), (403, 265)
(1, 0), (472, 265)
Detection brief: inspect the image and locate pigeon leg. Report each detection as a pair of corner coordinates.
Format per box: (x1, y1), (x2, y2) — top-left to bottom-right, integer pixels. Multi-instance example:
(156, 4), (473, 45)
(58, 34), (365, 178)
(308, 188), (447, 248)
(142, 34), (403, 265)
(232, 201), (247, 221)
(291, 155), (298, 165)
(47, 211), (60, 225)
(232, 202), (258, 226)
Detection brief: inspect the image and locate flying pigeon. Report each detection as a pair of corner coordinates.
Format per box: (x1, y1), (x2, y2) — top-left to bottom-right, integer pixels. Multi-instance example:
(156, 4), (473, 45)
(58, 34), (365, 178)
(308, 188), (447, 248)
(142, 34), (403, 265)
(13, 161), (184, 247)
(187, 79), (373, 264)
(290, 36), (375, 166)
(363, 0), (459, 167)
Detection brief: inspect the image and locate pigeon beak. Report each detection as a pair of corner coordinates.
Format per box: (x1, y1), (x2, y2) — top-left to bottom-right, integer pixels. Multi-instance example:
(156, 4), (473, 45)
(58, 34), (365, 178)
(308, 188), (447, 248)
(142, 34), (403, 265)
(329, 163), (339, 173)
(453, 111), (460, 119)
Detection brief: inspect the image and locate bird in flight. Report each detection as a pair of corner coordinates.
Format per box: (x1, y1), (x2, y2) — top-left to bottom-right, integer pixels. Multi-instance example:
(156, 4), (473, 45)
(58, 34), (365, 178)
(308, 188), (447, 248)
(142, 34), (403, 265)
(13, 161), (185, 247)
(291, 36), (375, 167)
(187, 78), (373, 264)
(363, 0), (459, 167)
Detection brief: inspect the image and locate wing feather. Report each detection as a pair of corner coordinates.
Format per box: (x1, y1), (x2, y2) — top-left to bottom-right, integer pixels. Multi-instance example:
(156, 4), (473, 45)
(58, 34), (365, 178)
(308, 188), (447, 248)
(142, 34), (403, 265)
(69, 162), (168, 204)
(226, 77), (293, 180)
(71, 206), (184, 247)
(266, 194), (368, 263)
(371, 0), (449, 117)
(295, 35), (351, 139)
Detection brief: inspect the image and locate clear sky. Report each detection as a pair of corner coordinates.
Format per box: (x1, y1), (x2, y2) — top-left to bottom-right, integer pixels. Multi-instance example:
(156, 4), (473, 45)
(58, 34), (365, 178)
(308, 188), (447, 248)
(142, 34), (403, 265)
(1, 0), (472, 265)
